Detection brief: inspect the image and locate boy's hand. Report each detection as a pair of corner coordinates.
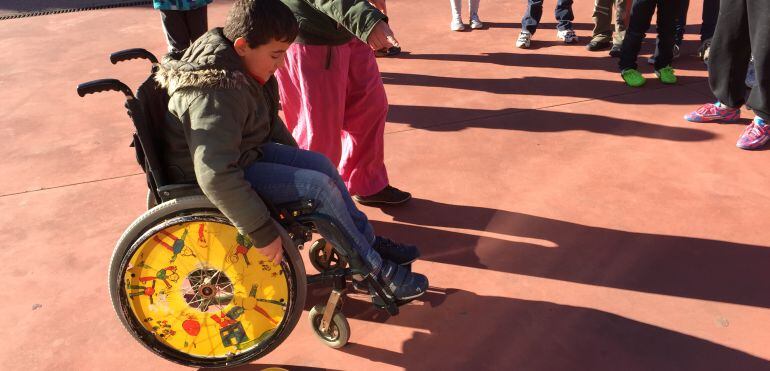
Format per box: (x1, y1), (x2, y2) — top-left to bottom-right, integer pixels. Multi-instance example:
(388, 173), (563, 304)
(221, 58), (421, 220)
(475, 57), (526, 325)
(258, 236), (284, 265)
(369, 0), (387, 15)
(367, 21), (399, 51)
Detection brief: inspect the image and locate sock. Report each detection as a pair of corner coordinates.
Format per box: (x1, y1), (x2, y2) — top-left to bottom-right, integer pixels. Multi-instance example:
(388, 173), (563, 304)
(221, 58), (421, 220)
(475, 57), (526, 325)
(755, 117), (766, 126)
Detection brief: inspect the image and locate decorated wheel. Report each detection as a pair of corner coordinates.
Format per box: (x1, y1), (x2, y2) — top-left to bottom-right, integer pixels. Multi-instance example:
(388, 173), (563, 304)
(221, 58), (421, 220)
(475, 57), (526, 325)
(109, 196), (306, 367)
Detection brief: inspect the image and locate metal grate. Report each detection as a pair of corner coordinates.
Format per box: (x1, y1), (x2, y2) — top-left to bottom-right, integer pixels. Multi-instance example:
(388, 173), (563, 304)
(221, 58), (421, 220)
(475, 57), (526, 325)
(0, 1), (152, 21)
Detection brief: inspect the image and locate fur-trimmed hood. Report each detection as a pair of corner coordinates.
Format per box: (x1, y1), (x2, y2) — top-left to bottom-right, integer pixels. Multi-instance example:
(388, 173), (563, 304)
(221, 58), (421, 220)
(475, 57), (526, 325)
(155, 28), (250, 95)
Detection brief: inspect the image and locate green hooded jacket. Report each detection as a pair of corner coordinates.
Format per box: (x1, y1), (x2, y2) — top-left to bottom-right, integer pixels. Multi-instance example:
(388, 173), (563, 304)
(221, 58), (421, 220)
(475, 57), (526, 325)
(155, 28), (297, 247)
(280, 0), (387, 45)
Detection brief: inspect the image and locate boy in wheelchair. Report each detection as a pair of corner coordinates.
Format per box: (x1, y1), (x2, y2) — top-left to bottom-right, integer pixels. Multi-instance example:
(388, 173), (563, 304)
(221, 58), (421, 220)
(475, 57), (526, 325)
(155, 0), (428, 301)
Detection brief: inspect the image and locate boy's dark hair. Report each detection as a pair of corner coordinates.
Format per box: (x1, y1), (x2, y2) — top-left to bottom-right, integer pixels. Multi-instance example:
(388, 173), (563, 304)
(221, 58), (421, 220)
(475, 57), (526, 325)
(224, 0), (299, 47)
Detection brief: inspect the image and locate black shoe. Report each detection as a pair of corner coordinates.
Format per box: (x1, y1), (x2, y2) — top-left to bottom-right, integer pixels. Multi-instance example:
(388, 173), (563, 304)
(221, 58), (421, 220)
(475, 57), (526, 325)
(353, 185), (411, 206)
(375, 46), (401, 57)
(609, 44), (622, 58)
(373, 236), (420, 265)
(376, 260), (427, 301)
(586, 39), (612, 51)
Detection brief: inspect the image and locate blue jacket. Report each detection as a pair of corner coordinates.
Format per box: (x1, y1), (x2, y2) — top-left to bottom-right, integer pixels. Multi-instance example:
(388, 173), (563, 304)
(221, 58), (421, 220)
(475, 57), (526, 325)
(153, 0), (212, 10)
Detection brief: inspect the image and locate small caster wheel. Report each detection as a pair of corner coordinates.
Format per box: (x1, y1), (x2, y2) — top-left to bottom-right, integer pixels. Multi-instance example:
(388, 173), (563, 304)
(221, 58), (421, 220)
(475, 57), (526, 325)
(309, 239), (346, 272)
(308, 304), (350, 348)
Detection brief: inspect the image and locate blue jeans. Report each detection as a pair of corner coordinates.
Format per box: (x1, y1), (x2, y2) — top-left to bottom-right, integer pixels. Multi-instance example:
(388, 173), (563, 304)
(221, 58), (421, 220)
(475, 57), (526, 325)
(521, 0), (575, 34)
(244, 143), (382, 272)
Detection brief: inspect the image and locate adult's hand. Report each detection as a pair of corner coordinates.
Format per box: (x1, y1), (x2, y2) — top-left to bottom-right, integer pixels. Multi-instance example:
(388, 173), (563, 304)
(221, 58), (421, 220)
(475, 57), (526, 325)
(258, 236), (284, 265)
(367, 20), (400, 51)
(369, 0), (387, 15)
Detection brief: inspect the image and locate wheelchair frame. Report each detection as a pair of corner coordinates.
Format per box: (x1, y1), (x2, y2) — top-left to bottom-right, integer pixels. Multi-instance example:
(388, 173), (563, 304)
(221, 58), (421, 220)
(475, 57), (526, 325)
(77, 48), (400, 367)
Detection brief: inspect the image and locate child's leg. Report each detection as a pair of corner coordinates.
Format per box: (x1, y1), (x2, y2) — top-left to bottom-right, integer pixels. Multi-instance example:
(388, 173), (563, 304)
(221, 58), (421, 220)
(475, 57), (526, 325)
(618, 0), (657, 71)
(258, 143), (375, 243)
(339, 39), (390, 197)
(469, 0), (480, 16)
(159, 10), (191, 54)
(244, 150), (382, 272)
(554, 0), (575, 31)
(183, 6), (208, 46)
(450, 0), (462, 19)
(591, 0), (614, 43)
(652, 0), (680, 70)
(274, 43), (349, 166)
(701, 0), (720, 41)
(708, 0), (751, 109)
(612, 0), (631, 46)
(745, 0), (770, 122)
(521, 0), (544, 34)
(673, 0), (689, 46)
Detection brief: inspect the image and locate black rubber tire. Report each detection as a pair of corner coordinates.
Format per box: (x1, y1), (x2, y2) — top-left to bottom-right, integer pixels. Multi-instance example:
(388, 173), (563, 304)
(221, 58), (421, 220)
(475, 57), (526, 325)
(308, 304), (350, 349)
(308, 239), (346, 272)
(108, 195), (307, 368)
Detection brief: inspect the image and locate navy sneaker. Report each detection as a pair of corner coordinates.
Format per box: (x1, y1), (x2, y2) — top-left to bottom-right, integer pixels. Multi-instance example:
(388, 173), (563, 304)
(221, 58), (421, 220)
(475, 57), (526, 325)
(376, 260), (428, 301)
(373, 236), (420, 265)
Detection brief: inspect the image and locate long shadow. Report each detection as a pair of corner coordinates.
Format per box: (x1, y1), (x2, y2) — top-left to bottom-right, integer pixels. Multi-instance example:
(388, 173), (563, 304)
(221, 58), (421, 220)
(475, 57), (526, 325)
(381, 72), (707, 103)
(392, 49), (703, 72)
(368, 199), (770, 309)
(486, 22), (596, 31)
(332, 288), (770, 370)
(387, 105), (715, 142)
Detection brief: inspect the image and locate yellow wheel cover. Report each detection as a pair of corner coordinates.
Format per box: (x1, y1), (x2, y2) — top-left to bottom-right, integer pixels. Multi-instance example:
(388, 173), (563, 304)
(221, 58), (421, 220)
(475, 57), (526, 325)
(123, 219), (290, 358)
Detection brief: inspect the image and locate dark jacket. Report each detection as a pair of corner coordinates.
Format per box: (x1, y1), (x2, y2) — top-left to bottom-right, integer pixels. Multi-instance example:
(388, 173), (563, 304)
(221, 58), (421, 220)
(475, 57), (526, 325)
(155, 28), (297, 246)
(280, 0), (387, 45)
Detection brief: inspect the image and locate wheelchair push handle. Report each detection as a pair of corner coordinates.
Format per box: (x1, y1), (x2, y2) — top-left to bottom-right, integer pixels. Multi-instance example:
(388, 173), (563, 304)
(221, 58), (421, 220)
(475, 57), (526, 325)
(110, 48), (159, 65)
(76, 79), (134, 98)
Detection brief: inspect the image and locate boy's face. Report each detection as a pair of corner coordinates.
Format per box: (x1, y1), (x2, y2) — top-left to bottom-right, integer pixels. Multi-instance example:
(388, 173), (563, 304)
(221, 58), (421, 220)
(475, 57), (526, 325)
(234, 37), (291, 83)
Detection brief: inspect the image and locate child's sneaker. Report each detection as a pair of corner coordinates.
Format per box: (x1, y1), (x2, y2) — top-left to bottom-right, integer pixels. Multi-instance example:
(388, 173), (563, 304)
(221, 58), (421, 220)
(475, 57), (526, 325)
(450, 17), (465, 31)
(609, 44), (622, 58)
(516, 31), (531, 48)
(470, 13), (483, 29)
(736, 117), (770, 150)
(698, 39), (711, 62)
(684, 102), (741, 123)
(376, 260), (428, 301)
(655, 66), (677, 84)
(556, 29), (578, 44)
(621, 68), (646, 87)
(372, 236), (420, 265)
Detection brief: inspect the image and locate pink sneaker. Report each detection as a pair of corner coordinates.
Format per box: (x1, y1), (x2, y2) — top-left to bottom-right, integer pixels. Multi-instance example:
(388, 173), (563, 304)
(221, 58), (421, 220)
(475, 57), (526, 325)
(684, 102), (741, 123)
(736, 117), (770, 150)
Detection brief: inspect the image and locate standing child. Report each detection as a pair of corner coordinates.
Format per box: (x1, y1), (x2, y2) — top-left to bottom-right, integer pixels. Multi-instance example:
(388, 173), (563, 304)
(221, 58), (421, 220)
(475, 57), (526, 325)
(450, 0), (483, 31)
(516, 0), (578, 49)
(684, 0), (769, 150)
(618, 0), (681, 87)
(153, 0), (212, 55)
(586, 0), (631, 56)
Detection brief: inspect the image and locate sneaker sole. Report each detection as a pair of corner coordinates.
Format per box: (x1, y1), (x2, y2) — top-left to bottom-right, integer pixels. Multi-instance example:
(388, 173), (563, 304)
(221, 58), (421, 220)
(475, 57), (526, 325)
(353, 194), (412, 206)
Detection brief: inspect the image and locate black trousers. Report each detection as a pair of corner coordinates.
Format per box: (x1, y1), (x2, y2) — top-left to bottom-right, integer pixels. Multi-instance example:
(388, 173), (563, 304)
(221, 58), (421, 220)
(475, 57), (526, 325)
(708, 0), (769, 121)
(619, 0), (680, 71)
(160, 6), (208, 54)
(700, 0), (719, 41)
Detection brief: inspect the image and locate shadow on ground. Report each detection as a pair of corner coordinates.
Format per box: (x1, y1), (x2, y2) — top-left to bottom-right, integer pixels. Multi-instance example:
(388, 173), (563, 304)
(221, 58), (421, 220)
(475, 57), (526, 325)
(366, 198), (770, 309)
(328, 288), (770, 371)
(387, 105), (715, 142)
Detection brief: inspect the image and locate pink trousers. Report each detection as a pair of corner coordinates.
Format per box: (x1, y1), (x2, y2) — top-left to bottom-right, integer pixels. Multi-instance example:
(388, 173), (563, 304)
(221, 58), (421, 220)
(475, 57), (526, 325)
(275, 39), (389, 197)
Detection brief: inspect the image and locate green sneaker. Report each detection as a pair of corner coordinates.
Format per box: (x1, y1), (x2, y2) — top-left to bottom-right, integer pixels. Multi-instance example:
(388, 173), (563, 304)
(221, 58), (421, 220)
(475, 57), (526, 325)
(621, 68), (646, 87)
(655, 66), (677, 84)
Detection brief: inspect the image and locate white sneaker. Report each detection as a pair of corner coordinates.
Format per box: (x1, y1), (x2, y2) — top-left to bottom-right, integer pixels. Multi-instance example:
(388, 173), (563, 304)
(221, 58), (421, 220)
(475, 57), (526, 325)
(556, 29), (578, 44)
(470, 13), (483, 29)
(450, 17), (465, 31)
(516, 31), (531, 48)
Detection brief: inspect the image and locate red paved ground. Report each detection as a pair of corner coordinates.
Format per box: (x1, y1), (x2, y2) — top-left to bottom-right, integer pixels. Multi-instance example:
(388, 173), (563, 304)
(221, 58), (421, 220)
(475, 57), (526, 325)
(1, 0), (769, 370)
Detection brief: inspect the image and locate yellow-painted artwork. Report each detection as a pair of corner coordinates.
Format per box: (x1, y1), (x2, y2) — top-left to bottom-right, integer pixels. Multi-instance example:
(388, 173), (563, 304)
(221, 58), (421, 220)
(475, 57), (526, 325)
(124, 220), (290, 358)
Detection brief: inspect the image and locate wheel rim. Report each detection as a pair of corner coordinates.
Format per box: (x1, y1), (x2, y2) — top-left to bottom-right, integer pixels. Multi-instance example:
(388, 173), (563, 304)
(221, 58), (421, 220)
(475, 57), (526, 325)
(121, 215), (294, 360)
(312, 313), (340, 342)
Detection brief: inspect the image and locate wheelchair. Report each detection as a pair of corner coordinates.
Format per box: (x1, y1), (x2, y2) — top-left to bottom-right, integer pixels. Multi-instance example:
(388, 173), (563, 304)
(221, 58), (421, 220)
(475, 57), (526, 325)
(77, 48), (403, 368)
